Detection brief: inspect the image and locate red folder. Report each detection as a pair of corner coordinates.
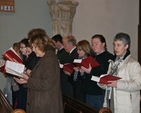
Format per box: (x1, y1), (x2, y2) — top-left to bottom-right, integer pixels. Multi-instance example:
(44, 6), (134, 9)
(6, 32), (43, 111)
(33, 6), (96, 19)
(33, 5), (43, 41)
(91, 74), (122, 84)
(2, 47), (23, 63)
(60, 63), (74, 74)
(73, 56), (99, 68)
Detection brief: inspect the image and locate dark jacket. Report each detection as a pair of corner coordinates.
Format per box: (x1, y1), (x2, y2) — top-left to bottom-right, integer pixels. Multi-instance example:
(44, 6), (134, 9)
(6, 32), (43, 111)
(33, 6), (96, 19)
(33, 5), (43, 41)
(60, 48), (78, 97)
(83, 50), (114, 95)
(26, 50), (64, 113)
(57, 48), (68, 64)
(73, 71), (86, 103)
(23, 51), (40, 70)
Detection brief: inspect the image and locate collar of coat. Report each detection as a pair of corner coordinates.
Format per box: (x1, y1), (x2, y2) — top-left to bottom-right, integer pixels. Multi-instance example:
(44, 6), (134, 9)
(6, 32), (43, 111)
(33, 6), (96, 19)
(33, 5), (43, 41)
(108, 49), (130, 63)
(113, 49), (130, 61)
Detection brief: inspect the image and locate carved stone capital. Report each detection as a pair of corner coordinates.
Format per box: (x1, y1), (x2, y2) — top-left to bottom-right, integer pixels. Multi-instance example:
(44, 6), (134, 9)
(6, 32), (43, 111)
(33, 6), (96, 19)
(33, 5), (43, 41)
(47, 0), (78, 37)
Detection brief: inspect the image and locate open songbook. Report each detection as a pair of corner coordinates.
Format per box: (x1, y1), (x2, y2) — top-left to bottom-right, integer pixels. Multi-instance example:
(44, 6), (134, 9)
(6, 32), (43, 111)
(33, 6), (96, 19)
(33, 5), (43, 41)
(2, 47), (23, 63)
(73, 56), (99, 68)
(60, 63), (74, 74)
(91, 74), (122, 84)
(5, 60), (25, 77)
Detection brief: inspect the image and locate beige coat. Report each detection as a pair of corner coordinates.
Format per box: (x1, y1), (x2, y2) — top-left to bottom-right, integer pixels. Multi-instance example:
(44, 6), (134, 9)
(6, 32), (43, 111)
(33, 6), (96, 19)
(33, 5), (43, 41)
(26, 50), (64, 113)
(99, 55), (141, 113)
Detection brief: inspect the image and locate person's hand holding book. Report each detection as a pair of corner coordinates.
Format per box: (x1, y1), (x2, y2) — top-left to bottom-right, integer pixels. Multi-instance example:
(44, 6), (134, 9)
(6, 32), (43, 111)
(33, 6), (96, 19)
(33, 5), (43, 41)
(106, 80), (117, 88)
(14, 77), (27, 84)
(63, 70), (71, 76)
(73, 67), (85, 76)
(91, 74), (121, 85)
(0, 59), (5, 67)
(79, 68), (84, 76)
(73, 67), (79, 72)
(14, 72), (29, 84)
(22, 72), (29, 81)
(81, 63), (92, 74)
(60, 63), (74, 74)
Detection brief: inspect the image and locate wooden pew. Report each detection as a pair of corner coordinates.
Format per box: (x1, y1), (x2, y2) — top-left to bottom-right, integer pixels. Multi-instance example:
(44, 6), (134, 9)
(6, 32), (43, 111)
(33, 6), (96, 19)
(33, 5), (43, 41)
(62, 94), (112, 113)
(0, 89), (111, 113)
(0, 89), (13, 113)
(0, 89), (26, 113)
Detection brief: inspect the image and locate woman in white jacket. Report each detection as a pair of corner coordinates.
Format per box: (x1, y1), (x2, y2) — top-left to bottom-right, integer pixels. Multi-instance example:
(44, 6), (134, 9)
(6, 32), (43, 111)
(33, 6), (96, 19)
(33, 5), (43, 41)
(98, 32), (141, 113)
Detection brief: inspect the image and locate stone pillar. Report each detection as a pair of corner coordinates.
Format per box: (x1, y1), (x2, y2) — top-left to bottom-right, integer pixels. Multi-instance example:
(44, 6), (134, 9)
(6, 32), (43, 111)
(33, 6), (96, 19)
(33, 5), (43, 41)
(47, 0), (78, 37)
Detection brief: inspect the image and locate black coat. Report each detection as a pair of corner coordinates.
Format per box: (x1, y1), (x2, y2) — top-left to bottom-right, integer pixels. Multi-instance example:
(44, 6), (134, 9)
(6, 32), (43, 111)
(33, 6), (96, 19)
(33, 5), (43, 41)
(23, 52), (40, 70)
(60, 48), (78, 97)
(83, 50), (114, 95)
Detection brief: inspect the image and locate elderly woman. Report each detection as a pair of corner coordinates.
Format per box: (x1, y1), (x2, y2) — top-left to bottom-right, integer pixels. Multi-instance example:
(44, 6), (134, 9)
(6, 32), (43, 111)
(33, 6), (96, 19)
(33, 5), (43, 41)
(14, 28), (63, 113)
(99, 32), (141, 113)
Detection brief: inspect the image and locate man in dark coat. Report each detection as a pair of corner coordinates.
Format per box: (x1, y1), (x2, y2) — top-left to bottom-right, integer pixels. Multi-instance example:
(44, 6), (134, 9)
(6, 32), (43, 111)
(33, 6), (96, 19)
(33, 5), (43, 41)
(52, 34), (68, 64)
(61, 36), (78, 97)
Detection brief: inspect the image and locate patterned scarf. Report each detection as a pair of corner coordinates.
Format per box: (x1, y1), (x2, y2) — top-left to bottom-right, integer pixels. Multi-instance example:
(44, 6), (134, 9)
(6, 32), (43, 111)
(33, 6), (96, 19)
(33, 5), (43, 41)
(104, 50), (130, 112)
(73, 55), (87, 81)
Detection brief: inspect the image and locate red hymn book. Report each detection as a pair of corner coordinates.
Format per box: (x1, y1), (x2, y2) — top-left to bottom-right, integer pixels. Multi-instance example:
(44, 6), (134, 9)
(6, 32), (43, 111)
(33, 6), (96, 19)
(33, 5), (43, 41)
(73, 56), (100, 68)
(91, 74), (122, 84)
(2, 47), (23, 63)
(60, 63), (74, 74)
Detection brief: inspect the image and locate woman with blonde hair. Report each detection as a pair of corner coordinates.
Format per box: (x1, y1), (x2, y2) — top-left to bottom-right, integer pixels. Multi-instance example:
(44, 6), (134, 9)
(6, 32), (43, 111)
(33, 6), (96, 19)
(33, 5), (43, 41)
(73, 40), (92, 102)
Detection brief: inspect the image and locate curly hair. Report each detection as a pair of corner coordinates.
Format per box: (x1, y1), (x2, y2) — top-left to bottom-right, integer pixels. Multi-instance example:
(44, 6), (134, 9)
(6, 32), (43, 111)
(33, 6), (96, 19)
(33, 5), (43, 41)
(29, 28), (56, 52)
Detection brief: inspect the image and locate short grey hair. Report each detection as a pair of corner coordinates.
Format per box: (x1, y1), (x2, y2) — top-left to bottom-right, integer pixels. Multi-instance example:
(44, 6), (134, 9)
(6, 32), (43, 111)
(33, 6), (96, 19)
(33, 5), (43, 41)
(64, 36), (77, 46)
(114, 32), (131, 49)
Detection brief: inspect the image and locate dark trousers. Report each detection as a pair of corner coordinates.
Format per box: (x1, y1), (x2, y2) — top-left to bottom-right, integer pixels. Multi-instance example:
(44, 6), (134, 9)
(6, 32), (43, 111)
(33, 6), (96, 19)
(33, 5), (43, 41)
(12, 85), (27, 111)
(86, 94), (104, 110)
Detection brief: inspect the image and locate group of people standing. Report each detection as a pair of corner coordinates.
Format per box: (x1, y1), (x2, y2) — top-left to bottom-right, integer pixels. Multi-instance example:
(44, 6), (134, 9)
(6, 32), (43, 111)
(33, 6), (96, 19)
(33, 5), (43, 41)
(52, 32), (141, 113)
(1, 28), (141, 113)
(52, 34), (114, 109)
(2, 28), (64, 113)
